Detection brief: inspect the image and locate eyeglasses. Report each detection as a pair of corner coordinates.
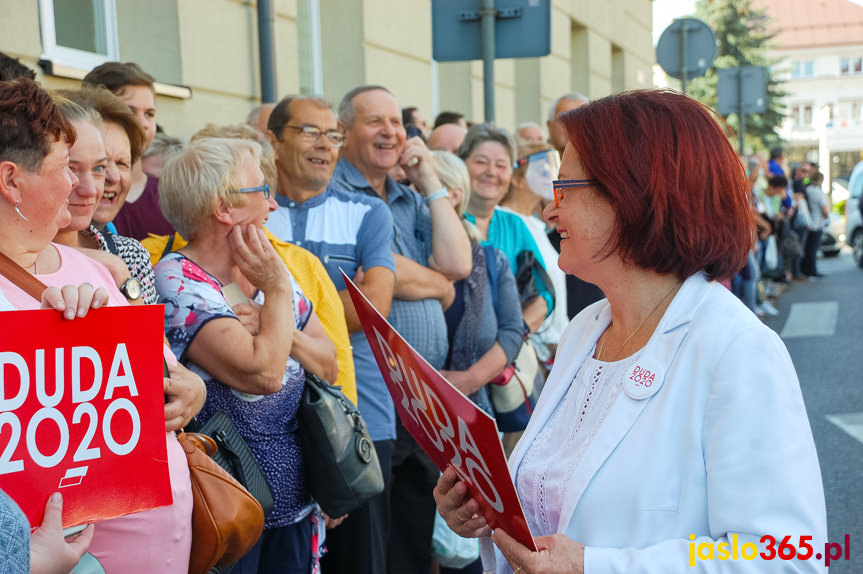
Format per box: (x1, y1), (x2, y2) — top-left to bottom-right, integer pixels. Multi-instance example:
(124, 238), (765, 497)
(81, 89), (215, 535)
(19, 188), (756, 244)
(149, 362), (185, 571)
(552, 179), (599, 207)
(283, 125), (345, 147)
(230, 184), (270, 199)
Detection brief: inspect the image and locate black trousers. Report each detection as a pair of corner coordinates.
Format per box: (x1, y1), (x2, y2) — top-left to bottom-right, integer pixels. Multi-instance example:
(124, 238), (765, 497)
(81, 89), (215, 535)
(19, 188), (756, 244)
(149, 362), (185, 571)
(320, 438), (395, 574)
(802, 228), (823, 276)
(387, 418), (440, 574)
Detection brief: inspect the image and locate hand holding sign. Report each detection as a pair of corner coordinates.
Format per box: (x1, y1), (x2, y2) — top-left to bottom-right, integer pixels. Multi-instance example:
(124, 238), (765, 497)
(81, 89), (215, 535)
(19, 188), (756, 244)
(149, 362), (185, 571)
(343, 272), (536, 551)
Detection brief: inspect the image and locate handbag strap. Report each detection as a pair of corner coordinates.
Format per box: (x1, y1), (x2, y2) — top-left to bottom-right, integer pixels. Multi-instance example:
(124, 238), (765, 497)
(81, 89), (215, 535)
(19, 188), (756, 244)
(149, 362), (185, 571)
(0, 250), (47, 302)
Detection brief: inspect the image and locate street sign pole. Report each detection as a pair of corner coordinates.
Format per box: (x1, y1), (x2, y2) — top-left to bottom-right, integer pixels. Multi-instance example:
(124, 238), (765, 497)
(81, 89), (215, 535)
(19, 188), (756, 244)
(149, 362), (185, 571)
(481, 0), (495, 123)
(679, 22), (688, 94)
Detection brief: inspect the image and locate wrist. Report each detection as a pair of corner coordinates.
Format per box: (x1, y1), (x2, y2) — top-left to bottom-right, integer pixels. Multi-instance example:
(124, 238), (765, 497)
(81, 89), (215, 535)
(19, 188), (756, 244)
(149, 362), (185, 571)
(424, 187), (449, 205)
(419, 175), (444, 197)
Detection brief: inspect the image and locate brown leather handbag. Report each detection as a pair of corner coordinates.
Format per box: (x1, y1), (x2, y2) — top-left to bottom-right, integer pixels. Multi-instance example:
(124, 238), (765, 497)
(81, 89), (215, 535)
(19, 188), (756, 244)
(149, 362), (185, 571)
(178, 430), (265, 574)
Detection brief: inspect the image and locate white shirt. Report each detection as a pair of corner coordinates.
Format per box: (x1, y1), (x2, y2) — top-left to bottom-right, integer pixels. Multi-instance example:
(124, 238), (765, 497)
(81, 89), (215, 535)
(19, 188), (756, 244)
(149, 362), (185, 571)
(0, 289), (16, 311)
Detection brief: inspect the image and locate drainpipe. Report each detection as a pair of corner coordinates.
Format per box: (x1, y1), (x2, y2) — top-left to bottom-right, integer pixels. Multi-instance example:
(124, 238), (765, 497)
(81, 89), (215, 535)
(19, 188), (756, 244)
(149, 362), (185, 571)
(258, 0), (277, 103)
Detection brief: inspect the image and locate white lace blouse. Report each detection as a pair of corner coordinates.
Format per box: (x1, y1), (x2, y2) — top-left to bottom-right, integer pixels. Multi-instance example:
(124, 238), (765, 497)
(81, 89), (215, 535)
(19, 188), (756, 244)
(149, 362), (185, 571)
(515, 350), (642, 537)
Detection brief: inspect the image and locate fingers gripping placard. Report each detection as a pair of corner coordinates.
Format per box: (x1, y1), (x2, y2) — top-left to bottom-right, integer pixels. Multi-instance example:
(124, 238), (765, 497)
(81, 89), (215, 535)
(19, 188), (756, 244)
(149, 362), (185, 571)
(344, 272), (535, 551)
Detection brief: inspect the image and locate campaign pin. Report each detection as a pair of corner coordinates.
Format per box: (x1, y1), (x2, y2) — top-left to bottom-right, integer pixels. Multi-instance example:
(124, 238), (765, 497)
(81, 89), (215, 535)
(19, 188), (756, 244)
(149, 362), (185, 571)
(623, 358), (665, 400)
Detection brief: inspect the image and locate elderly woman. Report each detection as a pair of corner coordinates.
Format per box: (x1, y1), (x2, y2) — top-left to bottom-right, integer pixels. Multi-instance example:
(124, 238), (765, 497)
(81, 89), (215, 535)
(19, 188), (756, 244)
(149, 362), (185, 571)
(155, 137), (338, 573)
(458, 125), (553, 334)
(0, 78), (201, 573)
(499, 142), (568, 365)
(435, 90), (826, 573)
(52, 88), (158, 304)
(432, 150), (523, 416)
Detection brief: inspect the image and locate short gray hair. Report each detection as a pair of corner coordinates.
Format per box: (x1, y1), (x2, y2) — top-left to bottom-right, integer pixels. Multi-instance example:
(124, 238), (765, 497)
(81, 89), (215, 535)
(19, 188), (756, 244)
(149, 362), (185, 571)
(456, 123), (516, 165)
(159, 137), (262, 239)
(548, 93), (589, 122)
(268, 95), (332, 139)
(337, 85), (396, 127)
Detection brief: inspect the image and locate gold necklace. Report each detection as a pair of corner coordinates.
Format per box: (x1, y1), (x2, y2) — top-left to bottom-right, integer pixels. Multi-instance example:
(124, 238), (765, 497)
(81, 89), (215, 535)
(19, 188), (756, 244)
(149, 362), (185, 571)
(596, 280), (681, 361)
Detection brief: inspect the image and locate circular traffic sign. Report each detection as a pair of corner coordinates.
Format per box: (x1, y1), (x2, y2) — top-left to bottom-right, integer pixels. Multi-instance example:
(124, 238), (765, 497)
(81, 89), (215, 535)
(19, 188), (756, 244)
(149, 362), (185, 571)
(657, 18), (717, 80)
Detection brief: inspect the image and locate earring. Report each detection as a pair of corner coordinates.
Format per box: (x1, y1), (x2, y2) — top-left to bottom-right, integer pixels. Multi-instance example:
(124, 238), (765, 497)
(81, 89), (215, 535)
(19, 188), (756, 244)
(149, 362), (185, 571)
(14, 200), (30, 222)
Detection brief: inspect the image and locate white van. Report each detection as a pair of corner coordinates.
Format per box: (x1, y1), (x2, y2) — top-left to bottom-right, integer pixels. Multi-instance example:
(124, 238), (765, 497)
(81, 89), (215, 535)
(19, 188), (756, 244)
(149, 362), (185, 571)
(846, 161), (863, 268)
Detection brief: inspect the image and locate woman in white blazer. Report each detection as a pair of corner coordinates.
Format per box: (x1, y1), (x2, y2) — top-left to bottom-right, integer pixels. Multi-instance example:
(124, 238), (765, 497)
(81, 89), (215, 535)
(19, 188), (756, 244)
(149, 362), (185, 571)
(434, 89), (827, 573)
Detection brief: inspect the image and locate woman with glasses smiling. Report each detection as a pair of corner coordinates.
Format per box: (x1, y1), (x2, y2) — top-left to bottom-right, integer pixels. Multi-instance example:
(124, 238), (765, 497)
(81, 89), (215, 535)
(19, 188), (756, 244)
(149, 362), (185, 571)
(155, 137), (338, 573)
(435, 90), (826, 574)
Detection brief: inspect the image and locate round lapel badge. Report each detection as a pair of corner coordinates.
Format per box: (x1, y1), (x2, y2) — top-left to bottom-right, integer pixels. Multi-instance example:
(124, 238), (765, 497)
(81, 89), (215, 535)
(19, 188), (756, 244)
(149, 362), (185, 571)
(623, 357), (665, 400)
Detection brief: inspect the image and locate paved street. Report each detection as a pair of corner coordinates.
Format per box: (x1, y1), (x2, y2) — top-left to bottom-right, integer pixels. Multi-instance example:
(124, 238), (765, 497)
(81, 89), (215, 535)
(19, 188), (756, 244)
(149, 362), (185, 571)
(762, 248), (863, 573)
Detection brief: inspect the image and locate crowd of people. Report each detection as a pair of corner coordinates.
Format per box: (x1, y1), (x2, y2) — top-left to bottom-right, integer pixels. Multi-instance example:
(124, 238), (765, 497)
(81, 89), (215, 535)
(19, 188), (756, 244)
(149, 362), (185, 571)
(732, 146), (832, 319)
(0, 52), (826, 574)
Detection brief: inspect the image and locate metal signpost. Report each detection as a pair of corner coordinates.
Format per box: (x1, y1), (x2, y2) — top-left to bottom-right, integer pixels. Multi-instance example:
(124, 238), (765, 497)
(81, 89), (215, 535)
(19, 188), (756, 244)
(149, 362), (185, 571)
(432, 0), (551, 123)
(717, 66), (767, 154)
(656, 18), (716, 94)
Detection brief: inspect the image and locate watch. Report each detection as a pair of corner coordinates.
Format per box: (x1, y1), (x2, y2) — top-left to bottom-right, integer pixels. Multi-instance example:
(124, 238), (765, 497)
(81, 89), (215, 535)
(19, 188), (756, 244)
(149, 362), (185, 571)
(119, 277), (143, 301)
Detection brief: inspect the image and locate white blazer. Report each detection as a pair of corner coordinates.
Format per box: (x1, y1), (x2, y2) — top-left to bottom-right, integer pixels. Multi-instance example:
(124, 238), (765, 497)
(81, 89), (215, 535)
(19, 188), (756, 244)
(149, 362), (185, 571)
(483, 273), (827, 573)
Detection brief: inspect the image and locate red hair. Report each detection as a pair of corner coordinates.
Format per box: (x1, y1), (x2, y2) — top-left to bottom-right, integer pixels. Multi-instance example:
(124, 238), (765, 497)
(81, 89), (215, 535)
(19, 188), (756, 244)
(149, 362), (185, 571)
(562, 89), (753, 281)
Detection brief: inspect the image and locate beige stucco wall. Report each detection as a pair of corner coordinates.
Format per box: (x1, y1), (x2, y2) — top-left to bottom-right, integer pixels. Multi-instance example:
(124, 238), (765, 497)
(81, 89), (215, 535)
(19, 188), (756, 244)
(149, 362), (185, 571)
(0, 0), (653, 140)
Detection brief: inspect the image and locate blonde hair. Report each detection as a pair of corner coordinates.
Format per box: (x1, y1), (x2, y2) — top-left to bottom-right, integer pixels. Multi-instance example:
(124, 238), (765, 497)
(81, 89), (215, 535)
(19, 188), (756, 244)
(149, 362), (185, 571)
(432, 150), (481, 243)
(191, 123), (277, 194)
(159, 137), (262, 239)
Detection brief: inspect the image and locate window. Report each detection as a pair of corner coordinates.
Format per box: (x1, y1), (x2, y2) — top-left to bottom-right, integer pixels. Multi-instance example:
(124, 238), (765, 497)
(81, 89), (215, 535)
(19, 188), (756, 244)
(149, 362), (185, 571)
(840, 57), (863, 75)
(790, 104), (813, 127)
(791, 60), (814, 79)
(38, 0), (119, 71)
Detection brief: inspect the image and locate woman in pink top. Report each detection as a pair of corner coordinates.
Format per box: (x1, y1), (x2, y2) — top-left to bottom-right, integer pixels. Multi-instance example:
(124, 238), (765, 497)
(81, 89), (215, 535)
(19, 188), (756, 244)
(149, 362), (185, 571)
(0, 78), (200, 573)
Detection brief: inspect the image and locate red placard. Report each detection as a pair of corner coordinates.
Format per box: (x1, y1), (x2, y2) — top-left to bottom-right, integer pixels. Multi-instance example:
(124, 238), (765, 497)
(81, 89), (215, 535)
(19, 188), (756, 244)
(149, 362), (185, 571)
(0, 305), (172, 528)
(344, 273), (536, 551)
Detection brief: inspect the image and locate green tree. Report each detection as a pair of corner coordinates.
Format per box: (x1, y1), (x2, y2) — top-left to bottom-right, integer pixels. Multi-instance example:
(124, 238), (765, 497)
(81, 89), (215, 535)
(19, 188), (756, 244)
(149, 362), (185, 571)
(676, 0), (786, 152)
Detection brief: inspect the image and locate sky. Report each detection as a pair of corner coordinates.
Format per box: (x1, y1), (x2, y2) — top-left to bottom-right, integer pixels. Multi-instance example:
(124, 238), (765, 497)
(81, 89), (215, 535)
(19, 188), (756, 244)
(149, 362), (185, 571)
(652, 0), (697, 45)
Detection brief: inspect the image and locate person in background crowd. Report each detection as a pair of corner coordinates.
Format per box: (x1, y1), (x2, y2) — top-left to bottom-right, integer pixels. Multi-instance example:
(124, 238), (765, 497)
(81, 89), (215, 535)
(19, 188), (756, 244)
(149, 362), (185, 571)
(156, 137), (338, 573)
(458, 124), (552, 333)
(333, 85), (472, 574)
(434, 110), (468, 129)
(545, 92), (604, 319)
(500, 140), (569, 365)
(263, 95), (396, 571)
(768, 146), (785, 177)
(435, 89), (826, 574)
(140, 122), (358, 404)
(402, 105), (431, 138)
(52, 89), (159, 305)
(141, 131), (182, 178)
(0, 76), (199, 574)
(515, 122), (545, 145)
(802, 170), (828, 278)
(247, 103), (275, 134)
(0, 51), (36, 81)
(428, 122), (468, 154)
(83, 61), (175, 240)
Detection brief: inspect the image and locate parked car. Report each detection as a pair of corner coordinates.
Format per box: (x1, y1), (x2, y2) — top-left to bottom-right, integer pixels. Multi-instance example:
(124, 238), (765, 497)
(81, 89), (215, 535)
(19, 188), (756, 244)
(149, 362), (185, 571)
(846, 162), (863, 268)
(819, 212), (843, 257)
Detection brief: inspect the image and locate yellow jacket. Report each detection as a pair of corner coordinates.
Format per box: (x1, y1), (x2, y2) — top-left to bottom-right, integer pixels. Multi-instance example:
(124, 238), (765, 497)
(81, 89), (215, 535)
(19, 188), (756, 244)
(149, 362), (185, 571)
(141, 229), (357, 405)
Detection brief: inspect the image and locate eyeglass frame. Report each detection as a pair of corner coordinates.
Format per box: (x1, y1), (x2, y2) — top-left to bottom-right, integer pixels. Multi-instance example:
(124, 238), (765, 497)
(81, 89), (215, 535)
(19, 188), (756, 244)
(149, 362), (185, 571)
(230, 183), (271, 199)
(282, 124), (345, 147)
(552, 178), (600, 207)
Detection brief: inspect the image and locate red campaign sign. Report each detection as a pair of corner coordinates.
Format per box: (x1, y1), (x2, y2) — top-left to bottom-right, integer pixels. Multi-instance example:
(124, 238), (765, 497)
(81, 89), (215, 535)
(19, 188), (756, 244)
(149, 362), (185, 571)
(344, 273), (536, 551)
(0, 305), (172, 528)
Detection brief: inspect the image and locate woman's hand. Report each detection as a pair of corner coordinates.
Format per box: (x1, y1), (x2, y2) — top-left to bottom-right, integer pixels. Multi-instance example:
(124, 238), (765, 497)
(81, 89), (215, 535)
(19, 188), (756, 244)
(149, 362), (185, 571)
(228, 224), (288, 294)
(164, 362), (206, 432)
(440, 369), (475, 396)
(492, 529), (584, 574)
(40, 284), (110, 319)
(323, 512), (348, 529)
(234, 301), (262, 335)
(433, 466), (491, 539)
(30, 493), (94, 574)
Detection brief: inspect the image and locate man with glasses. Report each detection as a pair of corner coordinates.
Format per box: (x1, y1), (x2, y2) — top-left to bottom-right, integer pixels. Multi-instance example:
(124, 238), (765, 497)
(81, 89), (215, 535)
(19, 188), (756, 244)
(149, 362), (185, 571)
(264, 95), (397, 574)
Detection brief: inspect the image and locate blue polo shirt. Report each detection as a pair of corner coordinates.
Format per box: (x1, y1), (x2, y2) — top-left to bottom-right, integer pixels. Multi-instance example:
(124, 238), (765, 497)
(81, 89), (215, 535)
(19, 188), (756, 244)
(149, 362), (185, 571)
(267, 186), (397, 441)
(331, 157), (449, 370)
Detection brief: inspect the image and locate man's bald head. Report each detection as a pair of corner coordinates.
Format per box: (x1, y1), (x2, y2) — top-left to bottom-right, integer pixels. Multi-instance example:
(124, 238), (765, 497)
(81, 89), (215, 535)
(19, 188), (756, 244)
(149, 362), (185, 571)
(428, 123), (468, 154)
(547, 93), (588, 155)
(246, 103), (275, 133)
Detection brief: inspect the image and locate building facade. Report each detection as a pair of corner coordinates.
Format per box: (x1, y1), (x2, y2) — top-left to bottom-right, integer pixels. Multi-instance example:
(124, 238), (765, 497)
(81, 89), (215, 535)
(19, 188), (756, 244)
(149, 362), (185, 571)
(1, 0), (653, 139)
(755, 0), (863, 186)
